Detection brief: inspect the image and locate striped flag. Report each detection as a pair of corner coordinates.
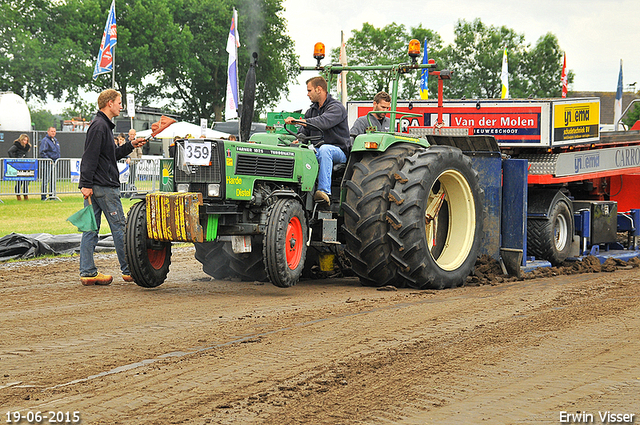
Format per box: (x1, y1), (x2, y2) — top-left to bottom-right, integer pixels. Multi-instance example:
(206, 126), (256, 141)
(420, 38), (429, 100)
(337, 31), (348, 106)
(561, 53), (567, 98)
(614, 60), (623, 130)
(92, 0), (117, 80)
(225, 9), (240, 120)
(500, 46), (509, 99)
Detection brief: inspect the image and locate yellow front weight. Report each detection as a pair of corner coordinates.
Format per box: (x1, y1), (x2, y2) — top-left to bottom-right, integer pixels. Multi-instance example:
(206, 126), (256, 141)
(146, 192), (204, 243)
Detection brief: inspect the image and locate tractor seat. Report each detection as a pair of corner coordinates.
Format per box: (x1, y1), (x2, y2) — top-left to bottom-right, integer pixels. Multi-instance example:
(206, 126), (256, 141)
(332, 162), (347, 182)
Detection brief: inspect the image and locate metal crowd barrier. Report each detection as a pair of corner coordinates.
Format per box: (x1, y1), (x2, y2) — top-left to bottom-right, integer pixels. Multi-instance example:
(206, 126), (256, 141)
(0, 157), (161, 201)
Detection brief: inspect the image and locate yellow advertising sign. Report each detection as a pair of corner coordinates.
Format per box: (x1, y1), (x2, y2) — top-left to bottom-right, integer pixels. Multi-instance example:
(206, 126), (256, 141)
(553, 99), (600, 144)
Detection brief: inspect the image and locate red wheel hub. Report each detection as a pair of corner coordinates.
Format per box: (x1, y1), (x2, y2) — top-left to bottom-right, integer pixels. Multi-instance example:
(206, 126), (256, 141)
(285, 216), (303, 270)
(147, 247), (167, 270)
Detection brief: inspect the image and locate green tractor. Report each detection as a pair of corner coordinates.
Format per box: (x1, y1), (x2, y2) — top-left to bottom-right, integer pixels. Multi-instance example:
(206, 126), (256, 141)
(124, 42), (484, 290)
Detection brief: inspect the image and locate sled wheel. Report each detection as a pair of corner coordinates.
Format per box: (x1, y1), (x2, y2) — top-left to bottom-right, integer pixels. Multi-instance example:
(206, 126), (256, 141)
(264, 198), (308, 288)
(343, 143), (423, 287)
(387, 146), (483, 289)
(527, 199), (573, 265)
(195, 239), (268, 282)
(125, 201), (171, 288)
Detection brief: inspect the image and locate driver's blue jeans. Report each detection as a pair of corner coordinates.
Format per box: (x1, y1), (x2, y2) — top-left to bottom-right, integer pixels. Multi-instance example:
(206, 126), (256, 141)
(316, 144), (346, 195)
(79, 185), (130, 277)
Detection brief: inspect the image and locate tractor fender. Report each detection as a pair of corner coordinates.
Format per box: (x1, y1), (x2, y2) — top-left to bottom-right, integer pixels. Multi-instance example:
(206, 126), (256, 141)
(267, 190), (306, 214)
(527, 189), (573, 221)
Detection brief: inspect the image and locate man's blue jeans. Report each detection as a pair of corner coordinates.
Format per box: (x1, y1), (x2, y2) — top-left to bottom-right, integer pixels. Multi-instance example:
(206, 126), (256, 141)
(316, 144), (346, 195)
(79, 185), (130, 277)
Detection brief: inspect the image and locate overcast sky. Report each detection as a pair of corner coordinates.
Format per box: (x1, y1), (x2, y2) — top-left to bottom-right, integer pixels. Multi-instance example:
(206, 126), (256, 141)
(278, 0), (640, 110)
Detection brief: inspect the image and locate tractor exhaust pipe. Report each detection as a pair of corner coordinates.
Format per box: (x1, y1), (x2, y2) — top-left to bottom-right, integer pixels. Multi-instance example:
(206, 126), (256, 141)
(240, 52), (258, 143)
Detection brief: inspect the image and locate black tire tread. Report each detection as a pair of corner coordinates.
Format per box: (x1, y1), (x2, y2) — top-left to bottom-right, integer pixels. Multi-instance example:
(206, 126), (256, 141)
(343, 144), (423, 287)
(263, 199), (307, 288)
(195, 240), (267, 282)
(124, 201), (171, 288)
(527, 201), (572, 265)
(387, 146), (483, 290)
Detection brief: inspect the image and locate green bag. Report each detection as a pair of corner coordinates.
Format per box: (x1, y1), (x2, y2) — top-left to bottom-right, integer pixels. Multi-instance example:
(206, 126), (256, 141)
(67, 197), (98, 232)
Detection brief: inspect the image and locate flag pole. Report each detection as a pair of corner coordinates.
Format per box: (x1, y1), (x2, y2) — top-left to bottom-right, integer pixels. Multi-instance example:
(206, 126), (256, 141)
(111, 0), (115, 89)
(112, 42), (115, 89)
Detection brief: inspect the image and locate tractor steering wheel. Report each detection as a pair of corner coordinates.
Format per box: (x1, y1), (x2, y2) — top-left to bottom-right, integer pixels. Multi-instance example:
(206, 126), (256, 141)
(285, 119), (325, 144)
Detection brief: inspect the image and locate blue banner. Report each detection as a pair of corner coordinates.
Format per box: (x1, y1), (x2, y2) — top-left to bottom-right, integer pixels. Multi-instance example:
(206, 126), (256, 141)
(3, 159), (37, 181)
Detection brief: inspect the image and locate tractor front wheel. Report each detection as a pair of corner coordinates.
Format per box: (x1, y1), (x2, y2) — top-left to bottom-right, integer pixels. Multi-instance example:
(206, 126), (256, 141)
(125, 201), (172, 288)
(264, 198), (308, 288)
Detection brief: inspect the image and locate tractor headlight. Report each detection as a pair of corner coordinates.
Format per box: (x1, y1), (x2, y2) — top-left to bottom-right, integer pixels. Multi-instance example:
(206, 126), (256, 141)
(177, 184), (189, 193)
(208, 184), (220, 197)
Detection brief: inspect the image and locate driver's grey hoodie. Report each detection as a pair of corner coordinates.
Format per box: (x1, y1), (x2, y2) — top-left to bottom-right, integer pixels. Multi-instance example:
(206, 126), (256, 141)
(299, 94), (350, 155)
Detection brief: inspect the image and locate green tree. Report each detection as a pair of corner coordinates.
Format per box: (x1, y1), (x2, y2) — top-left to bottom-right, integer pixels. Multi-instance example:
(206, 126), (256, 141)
(30, 108), (56, 131)
(623, 103), (640, 128)
(329, 23), (443, 102)
(516, 33), (574, 98)
(442, 19), (526, 99)
(0, 0), (68, 100)
(153, 0), (298, 122)
(1, 0), (298, 122)
(330, 20), (570, 103)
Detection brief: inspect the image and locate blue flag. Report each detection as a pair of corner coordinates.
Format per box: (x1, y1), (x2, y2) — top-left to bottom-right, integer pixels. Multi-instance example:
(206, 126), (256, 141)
(93, 0), (117, 80)
(614, 60), (623, 130)
(420, 38), (429, 100)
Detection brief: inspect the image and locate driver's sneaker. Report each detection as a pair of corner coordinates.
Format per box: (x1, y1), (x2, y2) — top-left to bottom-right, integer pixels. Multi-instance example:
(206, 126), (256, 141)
(80, 272), (113, 286)
(122, 275), (134, 282)
(314, 190), (330, 205)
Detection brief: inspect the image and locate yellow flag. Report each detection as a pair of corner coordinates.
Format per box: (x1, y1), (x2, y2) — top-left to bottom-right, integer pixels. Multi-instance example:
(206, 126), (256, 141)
(501, 46), (509, 99)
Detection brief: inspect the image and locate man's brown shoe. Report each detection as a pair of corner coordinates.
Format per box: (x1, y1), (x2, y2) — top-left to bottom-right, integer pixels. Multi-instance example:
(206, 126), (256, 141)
(314, 190), (330, 205)
(122, 275), (134, 282)
(80, 272), (113, 286)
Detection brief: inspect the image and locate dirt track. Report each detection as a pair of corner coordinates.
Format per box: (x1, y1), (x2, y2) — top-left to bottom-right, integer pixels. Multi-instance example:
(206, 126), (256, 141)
(2, 246), (640, 424)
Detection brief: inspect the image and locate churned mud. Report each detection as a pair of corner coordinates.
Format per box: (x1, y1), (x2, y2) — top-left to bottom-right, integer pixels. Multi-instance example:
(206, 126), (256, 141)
(1, 246), (640, 424)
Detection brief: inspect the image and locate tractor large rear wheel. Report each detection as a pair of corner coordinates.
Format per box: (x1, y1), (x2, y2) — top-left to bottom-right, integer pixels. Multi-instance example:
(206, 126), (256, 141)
(343, 144), (423, 287)
(195, 239), (267, 282)
(125, 201), (172, 288)
(386, 146), (483, 289)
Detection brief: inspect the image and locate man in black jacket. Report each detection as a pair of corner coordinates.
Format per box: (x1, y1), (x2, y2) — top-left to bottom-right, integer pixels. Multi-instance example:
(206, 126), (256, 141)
(284, 76), (350, 206)
(78, 89), (147, 286)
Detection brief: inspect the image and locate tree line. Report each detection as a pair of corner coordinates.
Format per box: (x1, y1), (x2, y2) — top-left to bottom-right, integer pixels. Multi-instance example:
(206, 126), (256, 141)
(330, 19), (575, 101)
(0, 0), (298, 124)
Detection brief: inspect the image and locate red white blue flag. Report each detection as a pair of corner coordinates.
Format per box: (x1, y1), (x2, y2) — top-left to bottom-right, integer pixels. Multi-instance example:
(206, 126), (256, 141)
(93, 0), (117, 80)
(225, 9), (240, 120)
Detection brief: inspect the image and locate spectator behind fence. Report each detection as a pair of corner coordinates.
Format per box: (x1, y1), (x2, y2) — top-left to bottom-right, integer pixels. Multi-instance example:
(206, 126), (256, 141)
(7, 134), (31, 201)
(128, 129), (143, 159)
(39, 126), (60, 200)
(78, 88), (147, 286)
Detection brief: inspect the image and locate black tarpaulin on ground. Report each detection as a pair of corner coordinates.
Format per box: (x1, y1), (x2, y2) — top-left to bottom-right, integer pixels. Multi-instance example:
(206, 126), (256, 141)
(0, 233), (116, 262)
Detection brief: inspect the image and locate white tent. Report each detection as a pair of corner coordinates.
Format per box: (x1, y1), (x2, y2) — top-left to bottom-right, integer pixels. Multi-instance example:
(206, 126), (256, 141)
(137, 121), (230, 139)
